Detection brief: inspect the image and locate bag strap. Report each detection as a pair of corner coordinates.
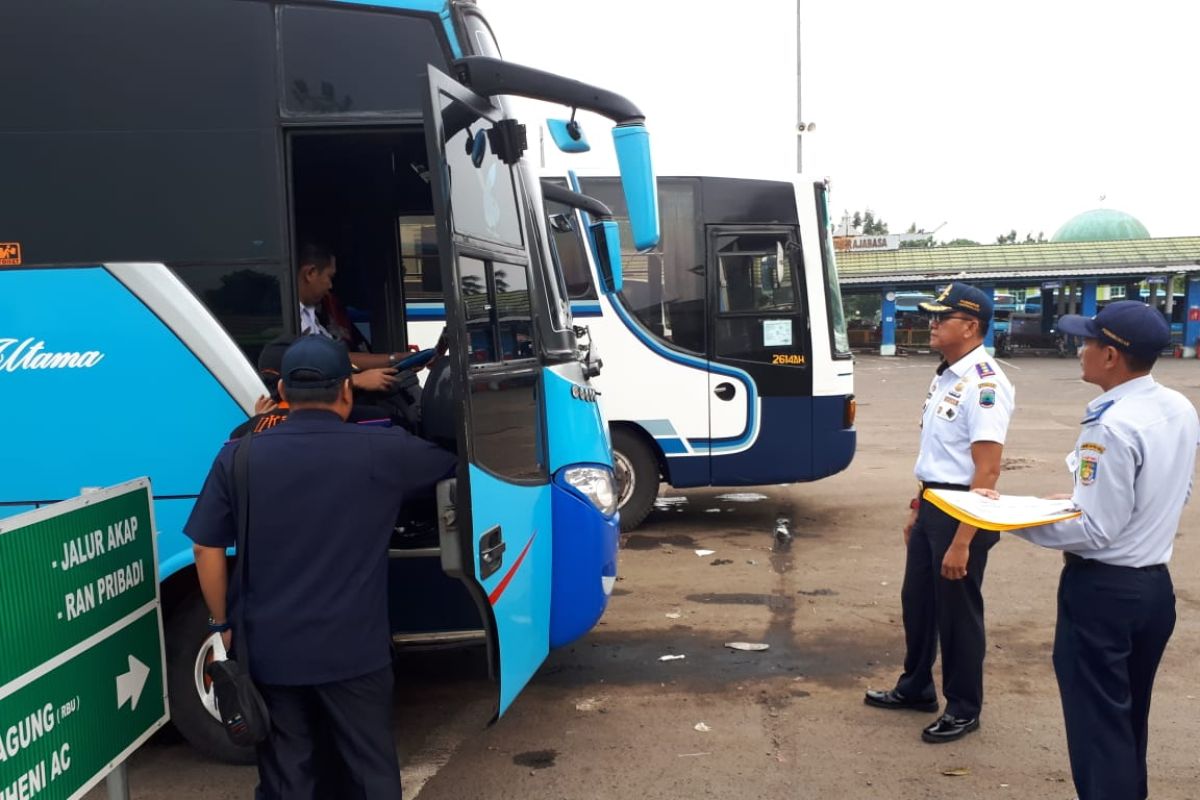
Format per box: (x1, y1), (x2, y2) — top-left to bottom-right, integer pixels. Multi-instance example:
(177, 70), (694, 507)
(230, 433), (253, 665)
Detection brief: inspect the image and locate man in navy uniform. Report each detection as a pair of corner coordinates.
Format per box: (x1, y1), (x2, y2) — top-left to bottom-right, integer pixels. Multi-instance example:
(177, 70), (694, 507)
(984, 301), (1197, 799)
(186, 335), (456, 799)
(864, 282), (1015, 742)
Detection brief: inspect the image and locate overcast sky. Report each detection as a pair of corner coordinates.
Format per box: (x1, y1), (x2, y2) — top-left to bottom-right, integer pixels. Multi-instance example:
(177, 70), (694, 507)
(482, 0), (1198, 244)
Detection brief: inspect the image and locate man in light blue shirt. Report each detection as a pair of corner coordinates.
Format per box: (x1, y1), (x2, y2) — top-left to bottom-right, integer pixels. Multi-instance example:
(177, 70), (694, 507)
(993, 301), (1198, 800)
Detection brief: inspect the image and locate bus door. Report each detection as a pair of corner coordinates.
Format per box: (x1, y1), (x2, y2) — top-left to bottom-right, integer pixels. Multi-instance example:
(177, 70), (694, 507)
(422, 66), (552, 716)
(706, 225), (813, 484)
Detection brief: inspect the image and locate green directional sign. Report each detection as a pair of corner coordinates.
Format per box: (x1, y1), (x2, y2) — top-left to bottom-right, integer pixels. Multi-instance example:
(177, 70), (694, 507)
(0, 480), (168, 800)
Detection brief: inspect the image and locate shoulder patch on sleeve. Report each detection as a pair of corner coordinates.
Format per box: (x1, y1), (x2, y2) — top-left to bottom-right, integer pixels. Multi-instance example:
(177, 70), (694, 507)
(1078, 451), (1100, 485)
(978, 387), (997, 408)
(975, 362), (996, 379)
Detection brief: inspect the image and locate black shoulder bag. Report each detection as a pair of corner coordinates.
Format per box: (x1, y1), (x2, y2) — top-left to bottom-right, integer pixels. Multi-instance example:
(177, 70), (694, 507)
(205, 433), (272, 746)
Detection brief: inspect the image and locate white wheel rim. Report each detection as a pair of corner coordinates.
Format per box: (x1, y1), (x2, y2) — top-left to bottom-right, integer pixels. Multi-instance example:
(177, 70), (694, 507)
(613, 448), (635, 508)
(192, 633), (224, 722)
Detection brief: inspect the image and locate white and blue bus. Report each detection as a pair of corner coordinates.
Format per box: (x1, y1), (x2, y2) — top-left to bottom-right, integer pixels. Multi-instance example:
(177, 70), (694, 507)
(411, 175), (857, 529)
(540, 175), (856, 528)
(0, 0), (658, 762)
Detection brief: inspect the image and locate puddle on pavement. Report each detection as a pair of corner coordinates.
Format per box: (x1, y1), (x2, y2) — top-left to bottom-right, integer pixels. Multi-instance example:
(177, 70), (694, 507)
(512, 750), (557, 769)
(653, 496), (689, 510)
(714, 492), (769, 502)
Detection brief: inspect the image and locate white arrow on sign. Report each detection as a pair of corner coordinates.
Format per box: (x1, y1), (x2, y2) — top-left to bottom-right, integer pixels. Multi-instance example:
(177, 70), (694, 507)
(116, 655), (150, 711)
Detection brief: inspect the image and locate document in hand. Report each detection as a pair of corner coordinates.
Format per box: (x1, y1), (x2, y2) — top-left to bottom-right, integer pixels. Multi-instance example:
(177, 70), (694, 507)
(922, 489), (1082, 531)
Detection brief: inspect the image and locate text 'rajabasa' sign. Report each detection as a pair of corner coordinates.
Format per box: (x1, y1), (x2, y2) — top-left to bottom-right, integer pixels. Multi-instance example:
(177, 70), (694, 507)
(0, 479), (168, 800)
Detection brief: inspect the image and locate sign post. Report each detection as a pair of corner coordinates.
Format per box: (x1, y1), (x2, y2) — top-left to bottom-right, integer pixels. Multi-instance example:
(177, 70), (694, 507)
(0, 479), (168, 800)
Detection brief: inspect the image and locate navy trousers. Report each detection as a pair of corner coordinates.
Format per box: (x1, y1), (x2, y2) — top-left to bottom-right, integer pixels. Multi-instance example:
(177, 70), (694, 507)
(254, 666), (403, 800)
(896, 501), (999, 719)
(1054, 559), (1175, 800)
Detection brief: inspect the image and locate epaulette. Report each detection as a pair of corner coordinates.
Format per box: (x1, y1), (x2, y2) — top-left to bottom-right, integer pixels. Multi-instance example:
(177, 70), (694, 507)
(1081, 399), (1116, 425)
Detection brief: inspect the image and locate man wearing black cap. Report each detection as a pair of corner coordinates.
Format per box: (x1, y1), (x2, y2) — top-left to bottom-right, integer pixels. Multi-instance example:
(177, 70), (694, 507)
(864, 282), (1015, 743)
(185, 335), (456, 799)
(979, 300), (1198, 799)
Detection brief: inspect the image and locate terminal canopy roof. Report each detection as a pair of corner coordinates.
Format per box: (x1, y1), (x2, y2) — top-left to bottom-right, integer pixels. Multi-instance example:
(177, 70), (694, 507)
(837, 237), (1200, 289)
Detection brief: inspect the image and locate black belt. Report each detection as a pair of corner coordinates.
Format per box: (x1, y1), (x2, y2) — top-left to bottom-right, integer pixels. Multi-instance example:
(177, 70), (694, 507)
(920, 481), (970, 493)
(1063, 551), (1167, 572)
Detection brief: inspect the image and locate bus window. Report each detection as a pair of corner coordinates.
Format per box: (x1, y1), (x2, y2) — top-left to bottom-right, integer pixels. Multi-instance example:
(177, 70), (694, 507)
(399, 217), (443, 301)
(545, 200), (598, 300)
(460, 257), (495, 362)
(716, 237), (798, 313)
(815, 182), (852, 358)
(170, 263), (287, 364)
(617, 185), (704, 354)
(280, 5), (449, 116)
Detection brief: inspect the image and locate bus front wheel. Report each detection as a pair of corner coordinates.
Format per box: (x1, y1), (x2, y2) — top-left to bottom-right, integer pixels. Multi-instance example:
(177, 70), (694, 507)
(165, 588), (257, 765)
(612, 427), (659, 531)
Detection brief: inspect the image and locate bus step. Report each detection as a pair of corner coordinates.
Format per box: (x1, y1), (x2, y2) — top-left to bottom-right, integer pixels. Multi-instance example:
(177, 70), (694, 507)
(388, 546), (441, 559)
(391, 629), (487, 648)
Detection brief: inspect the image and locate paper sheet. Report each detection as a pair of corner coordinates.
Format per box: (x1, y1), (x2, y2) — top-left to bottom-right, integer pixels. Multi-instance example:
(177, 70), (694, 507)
(924, 489), (1081, 531)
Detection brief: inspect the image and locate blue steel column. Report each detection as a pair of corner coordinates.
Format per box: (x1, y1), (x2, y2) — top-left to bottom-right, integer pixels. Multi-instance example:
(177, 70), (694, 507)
(1184, 277), (1200, 357)
(1081, 280), (1098, 317)
(981, 284), (995, 355)
(880, 288), (896, 356)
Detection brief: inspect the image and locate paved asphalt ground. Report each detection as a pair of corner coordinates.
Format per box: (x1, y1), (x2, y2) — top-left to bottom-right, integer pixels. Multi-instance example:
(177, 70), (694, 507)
(88, 354), (1200, 799)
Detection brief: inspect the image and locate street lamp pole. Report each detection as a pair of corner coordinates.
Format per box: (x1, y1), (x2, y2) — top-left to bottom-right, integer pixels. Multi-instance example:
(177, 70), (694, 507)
(796, 0), (802, 174)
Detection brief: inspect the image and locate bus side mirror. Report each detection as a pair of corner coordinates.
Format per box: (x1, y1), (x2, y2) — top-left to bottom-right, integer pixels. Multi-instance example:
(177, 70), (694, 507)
(612, 123), (659, 251)
(547, 118), (590, 153)
(590, 219), (623, 295)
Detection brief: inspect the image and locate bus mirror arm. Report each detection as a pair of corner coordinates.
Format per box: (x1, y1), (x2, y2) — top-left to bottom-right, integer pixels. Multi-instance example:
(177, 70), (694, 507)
(454, 57), (645, 127)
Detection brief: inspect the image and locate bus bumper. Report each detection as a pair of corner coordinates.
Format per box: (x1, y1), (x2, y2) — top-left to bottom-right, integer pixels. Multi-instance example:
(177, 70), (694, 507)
(548, 474), (619, 648)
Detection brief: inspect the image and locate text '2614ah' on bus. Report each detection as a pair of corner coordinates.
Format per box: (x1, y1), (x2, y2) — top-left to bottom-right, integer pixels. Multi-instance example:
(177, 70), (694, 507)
(0, 0), (659, 763)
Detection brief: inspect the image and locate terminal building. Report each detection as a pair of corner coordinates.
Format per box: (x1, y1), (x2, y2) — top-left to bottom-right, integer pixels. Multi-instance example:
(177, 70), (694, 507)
(835, 209), (1200, 357)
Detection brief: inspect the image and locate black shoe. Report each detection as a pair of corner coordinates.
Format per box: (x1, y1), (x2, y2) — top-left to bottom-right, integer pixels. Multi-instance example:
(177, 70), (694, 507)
(921, 713), (979, 743)
(863, 688), (939, 712)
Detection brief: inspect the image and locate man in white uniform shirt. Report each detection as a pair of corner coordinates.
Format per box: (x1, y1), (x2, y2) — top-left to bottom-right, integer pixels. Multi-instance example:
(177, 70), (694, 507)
(981, 301), (1197, 800)
(865, 282), (1015, 743)
(296, 242), (400, 393)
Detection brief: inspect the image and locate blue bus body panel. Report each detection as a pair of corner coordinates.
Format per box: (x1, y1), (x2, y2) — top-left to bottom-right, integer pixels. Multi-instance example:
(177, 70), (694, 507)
(468, 466), (552, 714)
(700, 396), (855, 487)
(542, 368), (612, 469)
(541, 367), (618, 647)
(0, 267), (246, 578)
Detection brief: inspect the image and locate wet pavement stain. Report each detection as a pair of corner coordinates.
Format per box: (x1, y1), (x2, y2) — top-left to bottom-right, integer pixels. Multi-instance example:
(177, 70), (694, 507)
(621, 532), (696, 550)
(512, 750), (557, 769)
(686, 592), (795, 609)
(796, 588), (838, 597)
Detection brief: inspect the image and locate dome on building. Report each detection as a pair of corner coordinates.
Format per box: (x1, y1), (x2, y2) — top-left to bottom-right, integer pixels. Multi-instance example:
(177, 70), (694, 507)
(1051, 209), (1150, 243)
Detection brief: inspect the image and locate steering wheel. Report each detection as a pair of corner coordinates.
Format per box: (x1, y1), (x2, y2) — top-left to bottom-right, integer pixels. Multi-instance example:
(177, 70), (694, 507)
(394, 348), (437, 371)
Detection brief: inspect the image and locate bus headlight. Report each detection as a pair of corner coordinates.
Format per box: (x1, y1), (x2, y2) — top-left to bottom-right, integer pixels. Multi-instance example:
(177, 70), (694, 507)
(563, 467), (618, 517)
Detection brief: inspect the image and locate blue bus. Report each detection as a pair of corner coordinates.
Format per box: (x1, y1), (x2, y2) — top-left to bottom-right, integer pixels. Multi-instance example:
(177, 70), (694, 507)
(0, 0), (658, 762)
(534, 175), (857, 529)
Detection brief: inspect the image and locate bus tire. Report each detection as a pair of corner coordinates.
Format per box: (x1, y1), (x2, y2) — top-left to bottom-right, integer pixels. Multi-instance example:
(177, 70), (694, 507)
(166, 588), (257, 765)
(612, 427), (659, 532)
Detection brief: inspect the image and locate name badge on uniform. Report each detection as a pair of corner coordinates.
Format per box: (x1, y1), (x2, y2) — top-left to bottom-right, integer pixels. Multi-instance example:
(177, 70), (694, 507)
(935, 402), (959, 422)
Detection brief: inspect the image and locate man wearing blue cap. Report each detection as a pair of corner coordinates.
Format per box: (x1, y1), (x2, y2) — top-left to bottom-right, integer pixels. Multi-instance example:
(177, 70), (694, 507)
(186, 335), (457, 799)
(979, 300), (1198, 800)
(865, 282), (1015, 743)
